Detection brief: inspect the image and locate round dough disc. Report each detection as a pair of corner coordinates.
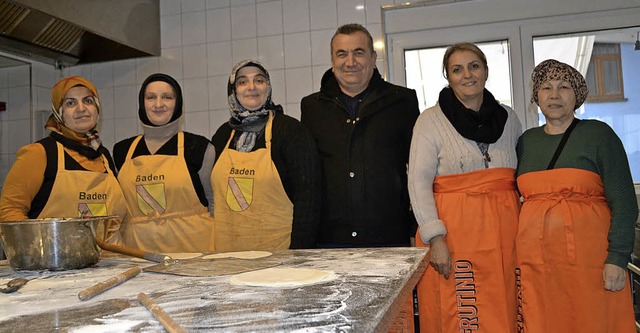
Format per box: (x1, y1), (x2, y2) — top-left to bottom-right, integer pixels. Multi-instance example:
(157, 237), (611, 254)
(228, 267), (337, 288)
(163, 252), (202, 260)
(129, 252), (202, 262)
(202, 251), (272, 260)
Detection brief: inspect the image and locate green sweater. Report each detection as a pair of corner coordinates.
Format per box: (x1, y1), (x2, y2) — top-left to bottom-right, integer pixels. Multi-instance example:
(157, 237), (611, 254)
(516, 119), (638, 268)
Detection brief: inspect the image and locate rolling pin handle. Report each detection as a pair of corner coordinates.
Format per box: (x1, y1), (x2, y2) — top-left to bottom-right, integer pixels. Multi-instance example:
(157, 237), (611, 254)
(144, 252), (172, 263)
(78, 266), (142, 301)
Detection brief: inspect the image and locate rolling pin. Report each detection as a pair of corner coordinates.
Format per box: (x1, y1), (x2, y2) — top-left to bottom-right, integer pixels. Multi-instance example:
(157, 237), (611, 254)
(78, 266), (142, 301)
(95, 237), (170, 263)
(138, 292), (187, 333)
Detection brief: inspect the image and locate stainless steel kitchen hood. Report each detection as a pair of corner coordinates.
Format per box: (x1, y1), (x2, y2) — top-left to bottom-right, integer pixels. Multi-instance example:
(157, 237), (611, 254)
(0, 0), (160, 66)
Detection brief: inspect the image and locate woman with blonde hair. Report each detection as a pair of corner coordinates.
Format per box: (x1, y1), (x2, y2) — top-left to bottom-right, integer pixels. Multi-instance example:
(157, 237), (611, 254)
(409, 43), (522, 332)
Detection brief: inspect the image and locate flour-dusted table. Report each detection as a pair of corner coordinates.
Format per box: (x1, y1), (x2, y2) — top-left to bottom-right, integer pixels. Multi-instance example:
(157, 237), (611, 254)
(0, 247), (427, 332)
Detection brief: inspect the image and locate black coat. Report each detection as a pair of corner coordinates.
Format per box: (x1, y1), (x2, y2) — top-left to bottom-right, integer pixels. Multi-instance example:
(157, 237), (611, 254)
(301, 68), (420, 246)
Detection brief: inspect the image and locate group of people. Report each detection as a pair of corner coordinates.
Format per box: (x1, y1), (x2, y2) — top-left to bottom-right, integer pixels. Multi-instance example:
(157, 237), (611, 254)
(0, 22), (637, 332)
(408, 46), (637, 332)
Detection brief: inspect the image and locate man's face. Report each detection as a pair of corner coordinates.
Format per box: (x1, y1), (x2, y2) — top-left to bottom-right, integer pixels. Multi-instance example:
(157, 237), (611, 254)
(331, 31), (377, 96)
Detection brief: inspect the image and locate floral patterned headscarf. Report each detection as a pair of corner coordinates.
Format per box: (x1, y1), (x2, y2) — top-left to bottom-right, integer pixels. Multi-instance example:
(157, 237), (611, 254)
(227, 60), (282, 152)
(531, 59), (588, 110)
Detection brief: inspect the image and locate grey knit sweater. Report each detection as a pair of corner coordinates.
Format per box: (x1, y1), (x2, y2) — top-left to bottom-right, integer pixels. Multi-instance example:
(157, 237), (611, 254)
(408, 103), (522, 243)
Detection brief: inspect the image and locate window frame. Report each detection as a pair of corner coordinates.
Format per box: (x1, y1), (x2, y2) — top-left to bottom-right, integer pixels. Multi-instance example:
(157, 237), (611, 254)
(384, 4), (640, 187)
(385, 5), (640, 132)
(585, 43), (626, 103)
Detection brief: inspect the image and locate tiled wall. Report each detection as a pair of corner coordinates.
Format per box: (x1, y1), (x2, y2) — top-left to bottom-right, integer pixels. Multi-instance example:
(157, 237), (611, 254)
(0, 0), (405, 190)
(0, 61), (58, 192)
(0, 65), (32, 191)
(62, 0), (401, 152)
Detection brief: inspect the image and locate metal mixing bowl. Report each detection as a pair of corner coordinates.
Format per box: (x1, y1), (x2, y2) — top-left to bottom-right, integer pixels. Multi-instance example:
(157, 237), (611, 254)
(0, 217), (110, 271)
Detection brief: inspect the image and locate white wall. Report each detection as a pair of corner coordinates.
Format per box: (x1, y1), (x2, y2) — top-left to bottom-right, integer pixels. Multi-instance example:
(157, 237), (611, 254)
(0, 58), (58, 192)
(2, 0), (640, 188)
(0, 0), (412, 189)
(62, 0), (409, 152)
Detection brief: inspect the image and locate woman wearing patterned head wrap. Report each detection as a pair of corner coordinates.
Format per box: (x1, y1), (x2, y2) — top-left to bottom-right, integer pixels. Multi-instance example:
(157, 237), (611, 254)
(112, 73), (216, 253)
(515, 59), (637, 332)
(0, 76), (126, 234)
(210, 60), (320, 251)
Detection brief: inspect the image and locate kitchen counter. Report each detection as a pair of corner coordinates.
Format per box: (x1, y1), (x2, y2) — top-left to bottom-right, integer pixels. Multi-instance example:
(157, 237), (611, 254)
(0, 247), (427, 332)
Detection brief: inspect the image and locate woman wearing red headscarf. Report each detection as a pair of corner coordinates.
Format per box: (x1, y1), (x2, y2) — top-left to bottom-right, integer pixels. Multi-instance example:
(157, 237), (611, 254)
(0, 76), (126, 235)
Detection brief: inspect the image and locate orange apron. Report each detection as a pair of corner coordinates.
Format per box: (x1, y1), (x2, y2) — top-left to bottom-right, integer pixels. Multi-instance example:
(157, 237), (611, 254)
(117, 132), (215, 253)
(416, 167), (520, 333)
(516, 168), (635, 333)
(387, 293), (417, 333)
(211, 112), (293, 252)
(38, 142), (127, 242)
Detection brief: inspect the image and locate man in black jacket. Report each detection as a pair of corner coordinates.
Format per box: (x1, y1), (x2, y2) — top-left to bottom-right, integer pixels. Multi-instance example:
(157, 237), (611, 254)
(301, 23), (420, 247)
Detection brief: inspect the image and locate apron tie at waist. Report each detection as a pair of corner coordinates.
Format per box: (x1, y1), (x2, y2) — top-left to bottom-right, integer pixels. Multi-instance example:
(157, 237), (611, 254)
(524, 190), (605, 264)
(434, 179), (516, 194)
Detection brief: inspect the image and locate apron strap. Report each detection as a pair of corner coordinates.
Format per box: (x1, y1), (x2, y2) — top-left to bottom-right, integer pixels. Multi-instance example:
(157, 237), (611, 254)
(547, 118), (580, 170)
(56, 141), (112, 176)
(125, 135), (144, 161)
(265, 111), (273, 150)
(177, 131), (184, 158)
(125, 133), (183, 159)
(55, 141), (65, 170)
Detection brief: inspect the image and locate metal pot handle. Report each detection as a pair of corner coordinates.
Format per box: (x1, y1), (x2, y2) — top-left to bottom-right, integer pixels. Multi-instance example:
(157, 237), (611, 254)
(83, 219), (102, 252)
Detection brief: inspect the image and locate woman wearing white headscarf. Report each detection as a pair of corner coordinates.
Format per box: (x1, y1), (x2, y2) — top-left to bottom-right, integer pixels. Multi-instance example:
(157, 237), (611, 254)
(211, 60), (320, 251)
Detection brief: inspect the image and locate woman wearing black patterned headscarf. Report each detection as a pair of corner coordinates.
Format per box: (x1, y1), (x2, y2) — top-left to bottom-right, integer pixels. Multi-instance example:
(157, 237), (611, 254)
(515, 59), (637, 332)
(113, 73), (216, 253)
(211, 60), (320, 251)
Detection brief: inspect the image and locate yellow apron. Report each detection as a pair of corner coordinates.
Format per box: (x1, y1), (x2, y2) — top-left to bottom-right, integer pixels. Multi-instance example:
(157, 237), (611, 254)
(516, 168), (635, 333)
(211, 112), (293, 252)
(118, 132), (215, 253)
(38, 142), (127, 242)
(416, 168), (520, 333)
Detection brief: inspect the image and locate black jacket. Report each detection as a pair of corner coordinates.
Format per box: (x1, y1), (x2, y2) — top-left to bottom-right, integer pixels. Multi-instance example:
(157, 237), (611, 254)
(211, 110), (321, 249)
(301, 68), (420, 246)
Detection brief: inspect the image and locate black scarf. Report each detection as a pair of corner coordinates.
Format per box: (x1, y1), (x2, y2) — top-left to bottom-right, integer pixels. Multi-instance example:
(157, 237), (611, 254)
(50, 131), (117, 173)
(438, 87), (508, 144)
(51, 131), (103, 159)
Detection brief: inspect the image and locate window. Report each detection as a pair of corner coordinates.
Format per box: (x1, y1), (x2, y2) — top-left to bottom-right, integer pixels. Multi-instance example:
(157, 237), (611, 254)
(585, 43), (626, 102)
(532, 29), (640, 183)
(404, 40), (512, 112)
